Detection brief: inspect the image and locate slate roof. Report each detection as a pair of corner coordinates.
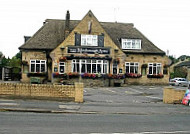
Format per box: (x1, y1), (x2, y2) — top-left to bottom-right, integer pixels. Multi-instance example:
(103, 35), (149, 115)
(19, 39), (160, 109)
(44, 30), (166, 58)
(19, 17), (165, 55)
(19, 19), (79, 50)
(175, 61), (190, 68)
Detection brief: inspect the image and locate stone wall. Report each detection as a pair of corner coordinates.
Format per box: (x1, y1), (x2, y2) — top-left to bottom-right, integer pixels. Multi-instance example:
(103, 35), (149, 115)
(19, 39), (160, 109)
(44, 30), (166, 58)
(163, 87), (185, 104)
(0, 82), (83, 102)
(125, 76), (169, 85)
(52, 77), (126, 87)
(21, 51), (47, 83)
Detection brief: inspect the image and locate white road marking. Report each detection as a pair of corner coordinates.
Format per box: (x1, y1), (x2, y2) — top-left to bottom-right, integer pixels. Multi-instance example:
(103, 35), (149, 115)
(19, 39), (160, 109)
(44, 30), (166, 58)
(105, 89), (116, 93)
(141, 130), (190, 134)
(0, 103), (19, 106)
(0, 99), (14, 102)
(59, 105), (80, 110)
(82, 131), (190, 134)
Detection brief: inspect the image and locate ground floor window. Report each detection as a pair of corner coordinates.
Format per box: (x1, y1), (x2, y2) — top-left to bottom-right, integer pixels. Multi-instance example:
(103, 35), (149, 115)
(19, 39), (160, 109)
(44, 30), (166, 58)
(125, 62), (139, 74)
(30, 60), (46, 73)
(59, 62), (65, 74)
(72, 59), (108, 74)
(113, 62), (118, 74)
(148, 63), (161, 75)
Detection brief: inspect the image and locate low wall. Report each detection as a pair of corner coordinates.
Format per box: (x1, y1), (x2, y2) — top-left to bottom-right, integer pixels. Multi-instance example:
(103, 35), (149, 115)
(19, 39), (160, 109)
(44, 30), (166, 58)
(163, 87), (186, 104)
(0, 82), (83, 102)
(125, 76), (169, 85)
(53, 78), (125, 87)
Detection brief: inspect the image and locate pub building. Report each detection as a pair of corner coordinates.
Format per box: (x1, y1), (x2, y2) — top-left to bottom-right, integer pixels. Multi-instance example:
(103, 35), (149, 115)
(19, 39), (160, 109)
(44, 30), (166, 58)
(19, 10), (170, 87)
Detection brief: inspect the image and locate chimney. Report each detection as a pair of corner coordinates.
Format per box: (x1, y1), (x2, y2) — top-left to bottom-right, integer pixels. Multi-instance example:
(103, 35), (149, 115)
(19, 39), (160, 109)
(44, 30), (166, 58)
(24, 36), (31, 43)
(64, 10), (70, 38)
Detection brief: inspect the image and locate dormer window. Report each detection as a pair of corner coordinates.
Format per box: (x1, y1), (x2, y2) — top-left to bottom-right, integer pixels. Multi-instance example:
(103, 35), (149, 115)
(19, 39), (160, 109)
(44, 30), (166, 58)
(122, 39), (141, 49)
(81, 34), (98, 46)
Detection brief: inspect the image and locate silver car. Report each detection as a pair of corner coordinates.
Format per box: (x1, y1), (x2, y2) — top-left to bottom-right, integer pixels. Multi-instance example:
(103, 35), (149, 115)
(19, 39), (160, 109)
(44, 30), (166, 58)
(169, 78), (190, 86)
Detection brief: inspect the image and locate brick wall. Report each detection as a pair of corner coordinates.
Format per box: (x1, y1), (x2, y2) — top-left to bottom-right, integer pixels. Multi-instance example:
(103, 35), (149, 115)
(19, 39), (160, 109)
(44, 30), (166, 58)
(0, 82), (83, 102)
(163, 87), (186, 104)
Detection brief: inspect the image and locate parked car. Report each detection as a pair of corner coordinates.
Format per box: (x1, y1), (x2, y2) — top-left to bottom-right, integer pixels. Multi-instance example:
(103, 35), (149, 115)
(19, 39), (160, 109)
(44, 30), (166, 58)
(181, 80), (190, 87)
(169, 78), (190, 86)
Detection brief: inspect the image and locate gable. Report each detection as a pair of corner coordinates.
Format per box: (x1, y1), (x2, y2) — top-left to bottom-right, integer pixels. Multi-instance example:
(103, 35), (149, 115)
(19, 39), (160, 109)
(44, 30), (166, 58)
(51, 10), (122, 57)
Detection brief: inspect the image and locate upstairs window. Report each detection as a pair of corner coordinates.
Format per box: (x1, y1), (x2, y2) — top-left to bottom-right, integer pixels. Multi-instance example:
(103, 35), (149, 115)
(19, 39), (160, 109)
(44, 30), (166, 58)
(81, 35), (98, 46)
(122, 39), (141, 49)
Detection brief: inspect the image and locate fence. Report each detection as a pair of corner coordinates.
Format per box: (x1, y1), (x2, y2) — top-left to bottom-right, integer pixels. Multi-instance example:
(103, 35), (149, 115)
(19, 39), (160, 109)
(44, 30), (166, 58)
(0, 82), (83, 102)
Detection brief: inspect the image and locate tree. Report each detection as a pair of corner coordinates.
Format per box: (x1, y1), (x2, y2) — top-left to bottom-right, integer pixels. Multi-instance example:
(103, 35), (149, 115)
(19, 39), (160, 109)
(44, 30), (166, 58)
(173, 67), (187, 78)
(178, 55), (190, 61)
(169, 55), (178, 65)
(15, 51), (21, 59)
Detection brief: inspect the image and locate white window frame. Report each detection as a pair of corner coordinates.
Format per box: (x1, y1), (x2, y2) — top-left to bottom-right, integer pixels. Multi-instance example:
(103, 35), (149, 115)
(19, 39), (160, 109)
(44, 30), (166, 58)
(112, 63), (118, 74)
(30, 60), (46, 73)
(81, 34), (98, 46)
(72, 59), (108, 74)
(148, 63), (162, 75)
(122, 39), (141, 50)
(59, 62), (65, 74)
(125, 62), (139, 74)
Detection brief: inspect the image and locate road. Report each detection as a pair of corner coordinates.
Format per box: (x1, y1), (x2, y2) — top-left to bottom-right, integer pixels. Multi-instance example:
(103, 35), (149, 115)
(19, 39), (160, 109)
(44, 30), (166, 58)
(1, 112), (190, 134)
(0, 85), (190, 133)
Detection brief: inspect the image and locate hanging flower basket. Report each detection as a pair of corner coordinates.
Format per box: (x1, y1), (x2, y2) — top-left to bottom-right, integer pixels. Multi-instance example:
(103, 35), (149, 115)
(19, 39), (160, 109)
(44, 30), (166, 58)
(22, 60), (28, 66)
(163, 64), (170, 68)
(141, 64), (148, 68)
(59, 56), (67, 62)
(113, 58), (120, 64)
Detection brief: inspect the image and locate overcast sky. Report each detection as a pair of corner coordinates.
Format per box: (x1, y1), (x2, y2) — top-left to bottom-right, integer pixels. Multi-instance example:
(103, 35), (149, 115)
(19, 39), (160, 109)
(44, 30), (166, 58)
(0, 0), (190, 58)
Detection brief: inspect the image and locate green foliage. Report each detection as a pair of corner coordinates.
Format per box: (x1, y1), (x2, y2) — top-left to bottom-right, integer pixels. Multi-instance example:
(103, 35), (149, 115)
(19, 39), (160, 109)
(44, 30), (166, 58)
(170, 72), (175, 79)
(9, 56), (21, 68)
(178, 55), (190, 61)
(169, 55), (178, 65)
(0, 57), (8, 67)
(15, 52), (21, 59)
(173, 67), (187, 78)
(0, 51), (21, 68)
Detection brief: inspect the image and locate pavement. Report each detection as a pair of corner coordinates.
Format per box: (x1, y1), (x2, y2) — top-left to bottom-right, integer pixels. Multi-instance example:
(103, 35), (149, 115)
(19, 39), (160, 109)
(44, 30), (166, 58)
(0, 85), (189, 115)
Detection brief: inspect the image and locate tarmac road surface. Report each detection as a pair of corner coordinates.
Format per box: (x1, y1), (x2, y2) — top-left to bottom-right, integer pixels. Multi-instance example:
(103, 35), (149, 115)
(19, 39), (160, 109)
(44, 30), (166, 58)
(1, 112), (190, 134)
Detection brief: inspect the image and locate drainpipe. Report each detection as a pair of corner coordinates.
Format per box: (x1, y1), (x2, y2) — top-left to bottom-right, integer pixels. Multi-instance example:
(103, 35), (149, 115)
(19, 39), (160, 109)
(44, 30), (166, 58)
(108, 60), (111, 87)
(2, 67), (4, 81)
(46, 50), (49, 83)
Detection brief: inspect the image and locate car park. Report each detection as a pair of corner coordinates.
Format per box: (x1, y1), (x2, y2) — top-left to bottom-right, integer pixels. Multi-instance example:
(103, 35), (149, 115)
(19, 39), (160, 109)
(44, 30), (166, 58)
(169, 78), (190, 87)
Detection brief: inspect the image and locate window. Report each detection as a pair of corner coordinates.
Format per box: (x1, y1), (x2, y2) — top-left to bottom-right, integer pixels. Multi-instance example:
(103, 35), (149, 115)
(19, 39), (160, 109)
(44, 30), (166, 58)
(59, 62), (65, 74)
(122, 39), (141, 49)
(30, 60), (46, 73)
(125, 62), (139, 74)
(72, 59), (108, 74)
(113, 62), (118, 74)
(148, 63), (162, 75)
(81, 35), (98, 46)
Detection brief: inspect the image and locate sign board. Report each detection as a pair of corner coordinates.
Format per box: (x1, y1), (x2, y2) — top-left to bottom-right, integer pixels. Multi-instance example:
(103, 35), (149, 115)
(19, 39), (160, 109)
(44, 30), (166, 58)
(68, 46), (110, 54)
